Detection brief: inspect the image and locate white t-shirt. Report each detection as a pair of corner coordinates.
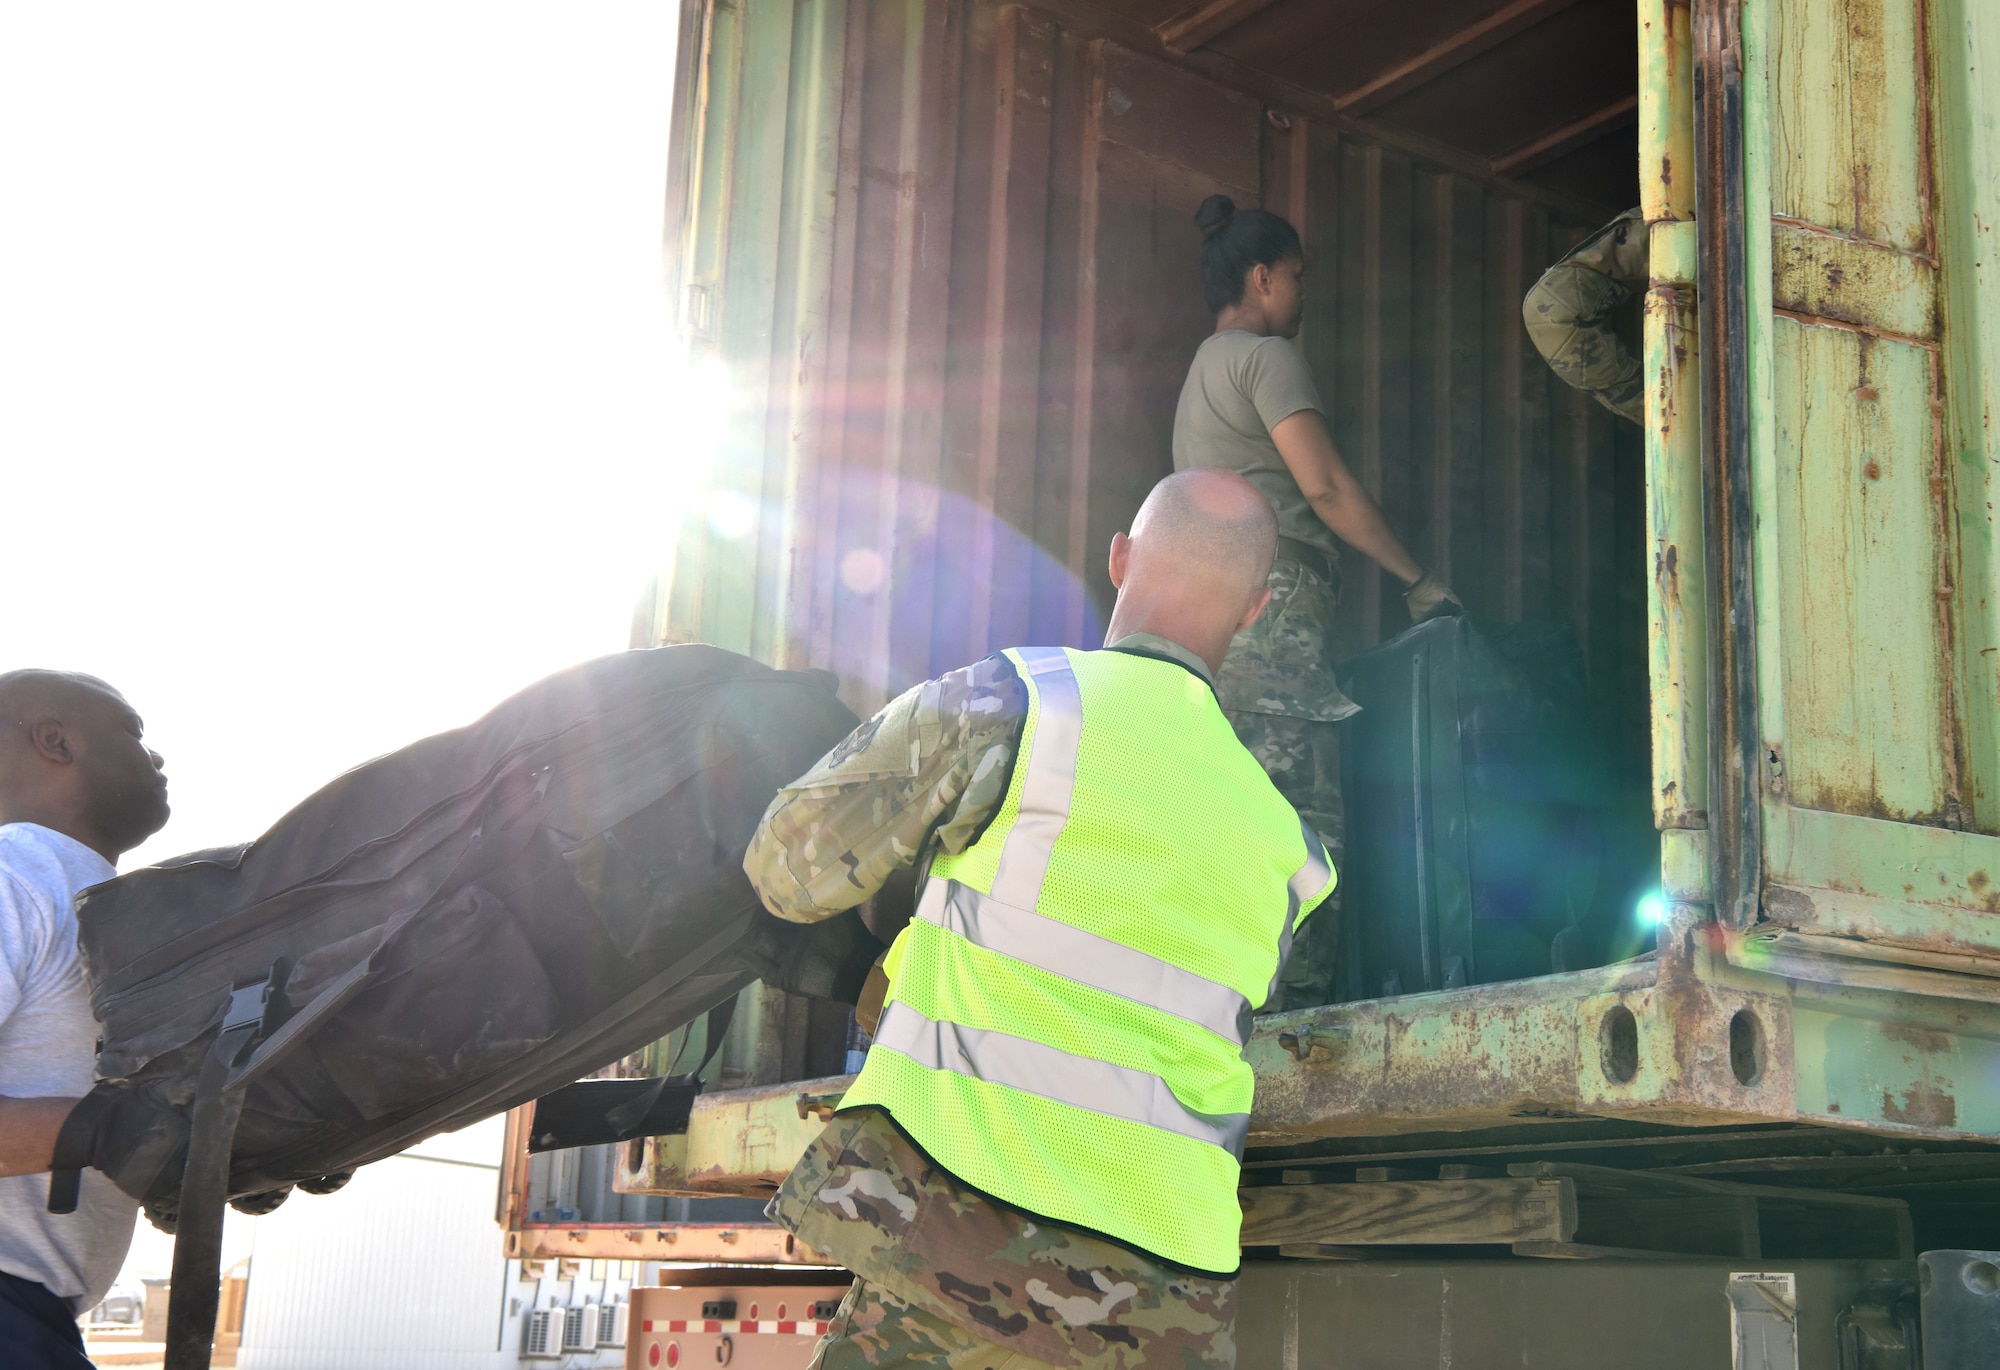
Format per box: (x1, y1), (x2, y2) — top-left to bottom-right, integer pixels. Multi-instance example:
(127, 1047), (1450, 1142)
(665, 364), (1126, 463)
(0, 822), (137, 1312)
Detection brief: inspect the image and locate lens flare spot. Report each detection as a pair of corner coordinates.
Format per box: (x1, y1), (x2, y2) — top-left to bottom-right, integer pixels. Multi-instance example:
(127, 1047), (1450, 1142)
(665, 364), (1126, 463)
(1636, 892), (1668, 927)
(840, 547), (887, 595)
(705, 490), (755, 539)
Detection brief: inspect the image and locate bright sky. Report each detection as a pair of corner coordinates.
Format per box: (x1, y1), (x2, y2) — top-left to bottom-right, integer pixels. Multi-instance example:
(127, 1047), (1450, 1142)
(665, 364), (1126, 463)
(1, 4), (688, 870)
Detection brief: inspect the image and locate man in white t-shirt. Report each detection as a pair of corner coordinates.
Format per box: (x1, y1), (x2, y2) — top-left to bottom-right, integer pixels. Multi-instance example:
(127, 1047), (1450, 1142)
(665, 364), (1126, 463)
(0, 670), (170, 1367)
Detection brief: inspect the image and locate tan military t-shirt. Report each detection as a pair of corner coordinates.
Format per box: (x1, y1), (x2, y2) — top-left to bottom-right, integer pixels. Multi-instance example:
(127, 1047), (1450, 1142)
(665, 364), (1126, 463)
(1172, 330), (1339, 560)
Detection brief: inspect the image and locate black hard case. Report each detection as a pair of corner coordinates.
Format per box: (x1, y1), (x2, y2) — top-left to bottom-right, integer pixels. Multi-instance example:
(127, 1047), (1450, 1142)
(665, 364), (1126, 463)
(1335, 615), (1604, 999)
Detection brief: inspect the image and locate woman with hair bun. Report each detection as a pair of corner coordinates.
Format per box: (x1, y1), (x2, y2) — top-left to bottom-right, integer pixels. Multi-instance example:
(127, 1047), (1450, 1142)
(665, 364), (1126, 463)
(1173, 193), (1458, 1007)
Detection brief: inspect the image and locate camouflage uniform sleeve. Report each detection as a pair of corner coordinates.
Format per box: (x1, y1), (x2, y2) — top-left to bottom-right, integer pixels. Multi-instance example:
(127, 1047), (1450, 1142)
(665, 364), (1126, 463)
(1521, 207), (1650, 425)
(743, 656), (1028, 924)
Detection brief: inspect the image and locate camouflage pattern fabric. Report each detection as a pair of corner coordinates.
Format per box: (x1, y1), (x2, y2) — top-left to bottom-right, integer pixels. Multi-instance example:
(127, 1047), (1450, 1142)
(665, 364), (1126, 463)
(1521, 207), (1650, 425)
(744, 634), (1236, 932)
(773, 1110), (1238, 1370)
(811, 1280), (1069, 1370)
(1216, 547), (1349, 1009)
(1226, 710), (1341, 1008)
(743, 656), (1029, 924)
(1213, 548), (1357, 725)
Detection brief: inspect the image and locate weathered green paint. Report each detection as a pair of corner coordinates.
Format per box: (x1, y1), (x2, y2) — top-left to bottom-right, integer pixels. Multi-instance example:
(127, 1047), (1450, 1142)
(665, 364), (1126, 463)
(1770, 223), (1939, 340)
(1660, 826), (1710, 901)
(1764, 805), (2000, 920)
(1766, 0), (1932, 252)
(1645, 273), (1707, 830)
(1641, 0), (1706, 844)
(1935, 0), (2000, 835)
(1769, 319), (1950, 820)
(1793, 996), (2000, 1137)
(1737, 0), (1998, 975)
(620, 1074), (849, 1197)
(1637, 0), (1694, 225)
(1651, 218), (1698, 287)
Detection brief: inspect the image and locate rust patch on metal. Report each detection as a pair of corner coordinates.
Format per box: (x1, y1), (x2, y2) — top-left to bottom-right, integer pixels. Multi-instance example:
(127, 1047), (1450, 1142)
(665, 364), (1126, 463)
(1883, 1023), (1953, 1055)
(1762, 885), (1814, 923)
(1878, 1021), (1958, 1130)
(1970, 870), (1991, 895)
(1863, 458), (1881, 480)
(1881, 1081), (1957, 1130)
(1770, 305), (1938, 352)
(1654, 540), (1683, 613)
(1926, 342), (1969, 832)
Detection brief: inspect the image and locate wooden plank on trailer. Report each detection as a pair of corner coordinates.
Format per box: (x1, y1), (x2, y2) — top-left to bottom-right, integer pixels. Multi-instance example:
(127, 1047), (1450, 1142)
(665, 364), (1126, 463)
(1239, 1177), (1577, 1246)
(1511, 1159), (1914, 1259)
(1275, 1243), (1398, 1261)
(1510, 1240), (1685, 1260)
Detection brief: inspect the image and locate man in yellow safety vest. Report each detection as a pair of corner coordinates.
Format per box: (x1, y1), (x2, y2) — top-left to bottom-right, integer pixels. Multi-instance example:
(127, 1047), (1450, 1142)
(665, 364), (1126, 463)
(744, 468), (1337, 1370)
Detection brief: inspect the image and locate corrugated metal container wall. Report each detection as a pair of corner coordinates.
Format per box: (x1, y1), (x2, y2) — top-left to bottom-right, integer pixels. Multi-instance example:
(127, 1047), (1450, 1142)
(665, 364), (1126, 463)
(236, 1123), (515, 1370)
(638, 0), (1648, 786)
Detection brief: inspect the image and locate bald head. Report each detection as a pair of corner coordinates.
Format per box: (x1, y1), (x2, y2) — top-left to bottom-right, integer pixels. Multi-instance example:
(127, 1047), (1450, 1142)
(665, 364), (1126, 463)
(1129, 469), (1278, 595)
(0, 669), (169, 861)
(1103, 470), (1279, 676)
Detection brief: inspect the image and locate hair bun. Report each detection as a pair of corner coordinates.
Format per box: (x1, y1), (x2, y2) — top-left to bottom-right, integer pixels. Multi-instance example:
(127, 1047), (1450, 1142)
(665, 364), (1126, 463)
(1194, 194), (1236, 240)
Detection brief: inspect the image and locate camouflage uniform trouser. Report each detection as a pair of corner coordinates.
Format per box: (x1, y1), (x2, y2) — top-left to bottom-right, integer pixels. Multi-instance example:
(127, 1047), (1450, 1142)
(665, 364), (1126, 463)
(1215, 546), (1351, 1010)
(812, 1279), (1067, 1370)
(772, 1111), (1238, 1370)
(1224, 709), (1341, 1007)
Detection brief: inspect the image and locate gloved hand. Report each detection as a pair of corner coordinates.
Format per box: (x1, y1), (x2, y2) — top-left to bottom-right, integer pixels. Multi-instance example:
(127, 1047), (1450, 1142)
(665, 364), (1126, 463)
(1404, 570), (1464, 622)
(47, 1082), (190, 1229)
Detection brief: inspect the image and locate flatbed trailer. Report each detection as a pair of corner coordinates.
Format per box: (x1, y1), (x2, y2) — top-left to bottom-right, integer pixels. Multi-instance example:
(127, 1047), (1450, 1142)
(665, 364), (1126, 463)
(501, 0), (2000, 1362)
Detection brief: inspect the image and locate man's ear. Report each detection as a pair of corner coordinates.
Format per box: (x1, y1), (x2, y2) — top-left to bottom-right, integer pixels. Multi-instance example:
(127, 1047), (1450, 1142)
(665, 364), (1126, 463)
(1234, 585), (1273, 634)
(1108, 531), (1132, 591)
(27, 719), (72, 765)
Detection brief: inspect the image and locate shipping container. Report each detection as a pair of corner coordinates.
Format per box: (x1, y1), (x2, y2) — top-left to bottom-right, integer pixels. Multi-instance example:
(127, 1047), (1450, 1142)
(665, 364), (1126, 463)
(505, 0), (2000, 1346)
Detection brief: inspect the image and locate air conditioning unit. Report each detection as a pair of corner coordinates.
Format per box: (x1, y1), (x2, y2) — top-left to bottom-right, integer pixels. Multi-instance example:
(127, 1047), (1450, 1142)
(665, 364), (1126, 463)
(523, 1307), (567, 1359)
(562, 1303), (600, 1353)
(598, 1300), (629, 1348)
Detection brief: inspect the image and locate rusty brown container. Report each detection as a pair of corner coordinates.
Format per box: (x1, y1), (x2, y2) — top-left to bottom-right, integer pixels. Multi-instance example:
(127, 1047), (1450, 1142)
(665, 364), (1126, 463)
(502, 0), (2000, 1274)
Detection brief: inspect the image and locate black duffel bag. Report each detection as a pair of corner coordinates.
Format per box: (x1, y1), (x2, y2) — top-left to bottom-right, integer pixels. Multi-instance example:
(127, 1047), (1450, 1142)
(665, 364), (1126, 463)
(50, 646), (877, 1366)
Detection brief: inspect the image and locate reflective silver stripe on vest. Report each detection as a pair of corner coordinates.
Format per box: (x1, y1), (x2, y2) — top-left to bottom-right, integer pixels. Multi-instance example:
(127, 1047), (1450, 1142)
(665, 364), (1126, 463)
(987, 647), (1083, 911)
(1266, 820), (1334, 1006)
(872, 1001), (1250, 1158)
(916, 876), (1252, 1046)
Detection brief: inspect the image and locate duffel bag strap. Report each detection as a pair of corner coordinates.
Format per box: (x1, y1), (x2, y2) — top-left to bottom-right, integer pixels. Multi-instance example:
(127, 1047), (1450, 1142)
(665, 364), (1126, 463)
(165, 964), (289, 1370)
(527, 996), (741, 1154)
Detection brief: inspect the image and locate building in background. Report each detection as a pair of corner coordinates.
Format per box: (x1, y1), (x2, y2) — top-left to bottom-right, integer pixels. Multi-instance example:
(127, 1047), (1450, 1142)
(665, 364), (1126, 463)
(232, 1116), (778, 1370)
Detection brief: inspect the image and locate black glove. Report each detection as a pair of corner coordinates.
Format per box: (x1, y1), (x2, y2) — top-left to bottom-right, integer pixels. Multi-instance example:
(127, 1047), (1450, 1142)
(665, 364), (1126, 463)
(48, 1082), (192, 1231)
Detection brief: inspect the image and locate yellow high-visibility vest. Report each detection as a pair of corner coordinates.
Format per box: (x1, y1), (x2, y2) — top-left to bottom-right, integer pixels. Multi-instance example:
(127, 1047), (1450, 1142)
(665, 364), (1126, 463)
(840, 645), (1335, 1274)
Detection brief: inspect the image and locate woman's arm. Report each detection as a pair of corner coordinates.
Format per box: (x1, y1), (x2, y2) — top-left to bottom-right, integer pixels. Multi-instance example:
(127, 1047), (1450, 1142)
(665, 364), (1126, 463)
(1270, 408), (1424, 585)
